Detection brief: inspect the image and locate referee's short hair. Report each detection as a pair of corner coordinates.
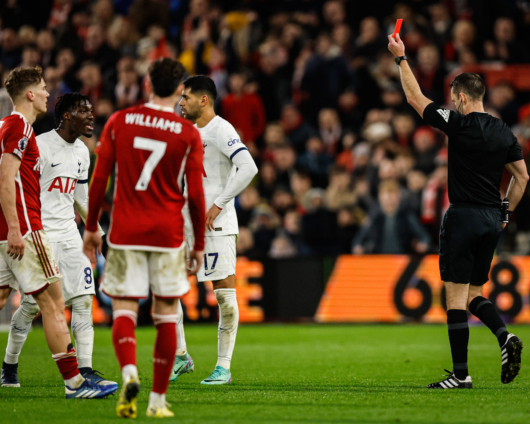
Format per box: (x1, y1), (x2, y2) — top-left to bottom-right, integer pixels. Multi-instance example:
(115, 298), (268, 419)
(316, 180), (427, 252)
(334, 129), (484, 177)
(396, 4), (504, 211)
(450, 72), (486, 101)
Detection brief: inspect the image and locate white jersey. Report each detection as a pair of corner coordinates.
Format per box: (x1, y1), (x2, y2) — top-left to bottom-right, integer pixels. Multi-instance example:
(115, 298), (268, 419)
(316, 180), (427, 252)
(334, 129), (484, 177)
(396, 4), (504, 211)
(185, 116), (248, 237)
(37, 130), (91, 242)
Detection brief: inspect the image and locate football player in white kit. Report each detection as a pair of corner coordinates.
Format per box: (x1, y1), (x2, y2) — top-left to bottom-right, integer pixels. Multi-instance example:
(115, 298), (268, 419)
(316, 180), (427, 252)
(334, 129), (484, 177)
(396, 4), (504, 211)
(173, 75), (258, 384)
(0, 93), (118, 392)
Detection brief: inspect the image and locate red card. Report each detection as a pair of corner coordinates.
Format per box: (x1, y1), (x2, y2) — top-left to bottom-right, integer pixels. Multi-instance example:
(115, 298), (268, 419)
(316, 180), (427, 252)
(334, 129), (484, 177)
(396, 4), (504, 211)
(392, 19), (403, 38)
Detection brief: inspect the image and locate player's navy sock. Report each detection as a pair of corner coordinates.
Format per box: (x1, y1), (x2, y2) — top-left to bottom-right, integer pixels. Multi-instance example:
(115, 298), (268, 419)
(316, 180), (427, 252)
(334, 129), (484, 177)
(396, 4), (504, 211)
(469, 296), (509, 347)
(152, 314), (177, 395)
(447, 309), (469, 380)
(78, 367), (92, 375)
(112, 310), (138, 372)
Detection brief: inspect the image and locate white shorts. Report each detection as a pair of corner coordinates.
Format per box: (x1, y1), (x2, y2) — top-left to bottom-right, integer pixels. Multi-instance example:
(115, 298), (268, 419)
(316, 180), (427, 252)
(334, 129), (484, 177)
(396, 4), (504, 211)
(186, 235), (237, 283)
(100, 246), (189, 299)
(23, 236), (95, 306)
(0, 230), (61, 296)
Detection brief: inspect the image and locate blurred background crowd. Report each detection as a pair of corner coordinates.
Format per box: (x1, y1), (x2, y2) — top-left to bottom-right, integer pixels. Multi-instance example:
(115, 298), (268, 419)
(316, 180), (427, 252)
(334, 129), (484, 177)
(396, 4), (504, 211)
(1, 0), (530, 260)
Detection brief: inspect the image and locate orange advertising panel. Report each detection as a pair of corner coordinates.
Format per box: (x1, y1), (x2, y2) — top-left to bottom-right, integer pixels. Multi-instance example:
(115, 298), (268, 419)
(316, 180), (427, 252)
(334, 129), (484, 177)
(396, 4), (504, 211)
(181, 257), (264, 323)
(316, 255), (530, 323)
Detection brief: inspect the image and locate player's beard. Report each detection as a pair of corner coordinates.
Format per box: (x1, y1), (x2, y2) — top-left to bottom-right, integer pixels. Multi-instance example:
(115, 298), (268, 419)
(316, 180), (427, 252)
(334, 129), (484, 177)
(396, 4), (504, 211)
(183, 106), (200, 123)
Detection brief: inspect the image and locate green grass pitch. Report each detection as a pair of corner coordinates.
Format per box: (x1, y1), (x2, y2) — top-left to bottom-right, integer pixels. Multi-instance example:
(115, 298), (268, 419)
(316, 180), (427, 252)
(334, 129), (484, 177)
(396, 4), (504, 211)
(0, 324), (529, 423)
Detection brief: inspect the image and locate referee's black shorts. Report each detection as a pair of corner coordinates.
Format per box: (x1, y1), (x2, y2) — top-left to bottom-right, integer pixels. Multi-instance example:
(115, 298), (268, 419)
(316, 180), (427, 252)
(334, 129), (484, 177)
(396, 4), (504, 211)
(439, 204), (502, 286)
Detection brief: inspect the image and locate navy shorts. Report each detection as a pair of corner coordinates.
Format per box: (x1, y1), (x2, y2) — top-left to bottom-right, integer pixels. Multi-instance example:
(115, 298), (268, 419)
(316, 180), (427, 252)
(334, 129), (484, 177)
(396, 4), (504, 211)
(439, 205), (502, 286)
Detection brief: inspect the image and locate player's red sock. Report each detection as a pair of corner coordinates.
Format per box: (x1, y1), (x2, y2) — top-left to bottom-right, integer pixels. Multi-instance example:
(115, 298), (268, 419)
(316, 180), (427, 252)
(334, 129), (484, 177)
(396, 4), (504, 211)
(152, 313), (178, 394)
(112, 310), (138, 369)
(52, 345), (80, 380)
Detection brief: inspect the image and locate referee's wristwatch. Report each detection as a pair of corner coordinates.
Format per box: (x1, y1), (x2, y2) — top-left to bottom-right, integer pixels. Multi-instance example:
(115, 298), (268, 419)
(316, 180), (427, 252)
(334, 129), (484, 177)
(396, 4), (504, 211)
(395, 56), (407, 65)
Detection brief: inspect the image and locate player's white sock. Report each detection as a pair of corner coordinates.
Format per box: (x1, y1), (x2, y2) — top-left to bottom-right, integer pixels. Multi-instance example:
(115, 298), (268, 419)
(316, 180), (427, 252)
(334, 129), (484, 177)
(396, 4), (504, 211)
(214, 289), (238, 370)
(64, 373), (85, 389)
(4, 297), (39, 364)
(148, 391), (166, 409)
(122, 364), (139, 383)
(176, 300), (187, 356)
(70, 295), (94, 370)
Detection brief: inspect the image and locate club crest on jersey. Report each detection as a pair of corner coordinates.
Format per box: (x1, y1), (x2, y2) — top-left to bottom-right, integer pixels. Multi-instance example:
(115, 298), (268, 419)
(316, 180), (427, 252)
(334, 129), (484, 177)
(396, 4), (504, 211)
(18, 137), (28, 152)
(228, 138), (241, 147)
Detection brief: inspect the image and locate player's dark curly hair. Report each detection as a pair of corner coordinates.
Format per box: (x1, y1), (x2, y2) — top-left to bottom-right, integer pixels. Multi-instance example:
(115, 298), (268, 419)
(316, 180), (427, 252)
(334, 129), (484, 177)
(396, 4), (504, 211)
(148, 57), (186, 98)
(55, 93), (90, 128)
(5, 66), (43, 101)
(450, 72), (486, 101)
(183, 75), (217, 102)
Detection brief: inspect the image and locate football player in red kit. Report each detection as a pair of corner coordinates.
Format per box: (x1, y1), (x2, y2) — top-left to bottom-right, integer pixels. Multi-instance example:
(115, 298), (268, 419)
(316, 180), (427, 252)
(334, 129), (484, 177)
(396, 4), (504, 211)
(83, 58), (206, 418)
(0, 67), (114, 398)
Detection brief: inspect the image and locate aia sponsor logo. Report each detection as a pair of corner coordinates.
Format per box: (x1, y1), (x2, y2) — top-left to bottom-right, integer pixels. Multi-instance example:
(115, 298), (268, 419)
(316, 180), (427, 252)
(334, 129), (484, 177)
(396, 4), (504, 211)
(48, 177), (77, 194)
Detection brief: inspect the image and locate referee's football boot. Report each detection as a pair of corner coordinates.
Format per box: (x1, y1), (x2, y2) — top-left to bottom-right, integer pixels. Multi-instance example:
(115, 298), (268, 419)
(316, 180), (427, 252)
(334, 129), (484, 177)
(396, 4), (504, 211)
(81, 369), (119, 394)
(1, 362), (20, 387)
(116, 376), (140, 418)
(200, 366), (232, 385)
(170, 354), (194, 382)
(65, 377), (117, 399)
(501, 333), (523, 384)
(427, 369), (473, 389)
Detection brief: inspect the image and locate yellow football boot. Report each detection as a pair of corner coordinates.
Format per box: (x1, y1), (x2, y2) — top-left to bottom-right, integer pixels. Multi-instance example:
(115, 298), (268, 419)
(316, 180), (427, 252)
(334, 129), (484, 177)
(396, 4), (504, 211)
(116, 377), (140, 418)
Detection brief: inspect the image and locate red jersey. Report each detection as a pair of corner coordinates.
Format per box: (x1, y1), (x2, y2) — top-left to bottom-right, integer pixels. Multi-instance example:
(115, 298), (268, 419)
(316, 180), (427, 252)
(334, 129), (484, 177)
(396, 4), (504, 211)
(0, 112), (42, 241)
(87, 103), (205, 251)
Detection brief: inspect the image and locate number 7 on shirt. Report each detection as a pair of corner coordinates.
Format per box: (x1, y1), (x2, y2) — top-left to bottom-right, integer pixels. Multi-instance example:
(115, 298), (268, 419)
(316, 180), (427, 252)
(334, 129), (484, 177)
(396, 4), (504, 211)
(133, 137), (167, 191)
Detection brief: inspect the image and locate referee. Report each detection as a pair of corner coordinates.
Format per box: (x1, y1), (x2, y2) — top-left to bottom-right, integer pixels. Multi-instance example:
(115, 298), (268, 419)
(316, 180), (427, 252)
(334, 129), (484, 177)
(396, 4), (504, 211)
(389, 34), (529, 389)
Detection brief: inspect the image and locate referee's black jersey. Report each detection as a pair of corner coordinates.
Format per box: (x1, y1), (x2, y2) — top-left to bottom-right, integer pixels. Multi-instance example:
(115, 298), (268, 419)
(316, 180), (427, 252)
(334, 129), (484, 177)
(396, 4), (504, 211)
(423, 102), (523, 208)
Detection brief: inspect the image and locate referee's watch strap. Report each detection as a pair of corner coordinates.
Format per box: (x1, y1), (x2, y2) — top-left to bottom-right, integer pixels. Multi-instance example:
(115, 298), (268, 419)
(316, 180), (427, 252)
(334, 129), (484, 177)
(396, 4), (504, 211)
(395, 56), (407, 65)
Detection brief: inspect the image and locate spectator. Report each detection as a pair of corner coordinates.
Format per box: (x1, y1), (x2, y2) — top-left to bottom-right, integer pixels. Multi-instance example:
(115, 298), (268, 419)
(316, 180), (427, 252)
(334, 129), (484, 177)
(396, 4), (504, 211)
(18, 44), (41, 68)
(221, 71), (267, 144)
(1, 28), (22, 69)
(484, 17), (529, 63)
(36, 29), (56, 68)
(274, 146), (297, 188)
(290, 169), (312, 211)
(326, 166), (356, 211)
(444, 20), (479, 64)
(280, 104), (315, 154)
(336, 207), (363, 254)
(298, 136), (334, 188)
(392, 113), (416, 148)
(318, 108), (343, 155)
(421, 165), (449, 244)
(301, 32), (354, 123)
(414, 44), (446, 104)
(258, 161), (277, 201)
(0, 68), (13, 119)
(352, 180), (430, 254)
(487, 81), (520, 126)
(78, 61), (105, 106)
(412, 126), (439, 175)
(115, 57), (141, 109)
(301, 189), (338, 255)
(353, 16), (387, 64)
(237, 187), (260, 227)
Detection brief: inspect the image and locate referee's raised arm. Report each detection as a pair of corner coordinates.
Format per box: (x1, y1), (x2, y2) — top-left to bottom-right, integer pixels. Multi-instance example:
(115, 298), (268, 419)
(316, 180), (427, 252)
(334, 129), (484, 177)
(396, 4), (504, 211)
(387, 34), (432, 118)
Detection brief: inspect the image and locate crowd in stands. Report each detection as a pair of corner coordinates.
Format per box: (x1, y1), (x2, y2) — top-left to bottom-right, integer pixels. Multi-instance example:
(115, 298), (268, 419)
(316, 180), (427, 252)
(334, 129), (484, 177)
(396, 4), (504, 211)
(1, 0), (530, 259)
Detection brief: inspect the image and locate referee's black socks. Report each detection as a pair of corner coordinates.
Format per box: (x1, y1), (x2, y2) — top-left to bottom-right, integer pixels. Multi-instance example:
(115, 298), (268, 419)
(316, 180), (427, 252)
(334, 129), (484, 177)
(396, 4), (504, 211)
(447, 309), (469, 380)
(469, 296), (509, 347)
